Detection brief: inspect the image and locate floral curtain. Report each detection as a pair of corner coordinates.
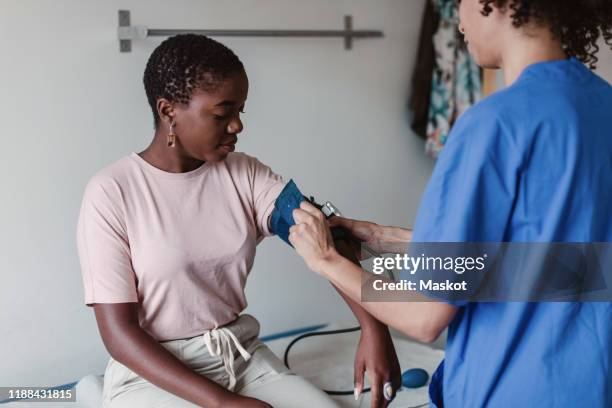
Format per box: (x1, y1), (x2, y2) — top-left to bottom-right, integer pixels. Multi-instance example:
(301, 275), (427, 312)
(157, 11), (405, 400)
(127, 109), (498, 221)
(425, 0), (482, 158)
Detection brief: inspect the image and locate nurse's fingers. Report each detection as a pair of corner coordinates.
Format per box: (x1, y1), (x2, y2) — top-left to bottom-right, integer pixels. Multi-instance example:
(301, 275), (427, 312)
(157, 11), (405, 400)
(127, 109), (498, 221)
(292, 208), (316, 225)
(300, 201), (327, 225)
(293, 207), (326, 230)
(299, 201), (325, 220)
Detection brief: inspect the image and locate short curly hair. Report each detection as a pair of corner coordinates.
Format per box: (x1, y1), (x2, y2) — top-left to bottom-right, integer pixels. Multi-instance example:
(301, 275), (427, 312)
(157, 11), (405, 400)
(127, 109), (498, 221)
(477, 0), (612, 69)
(143, 34), (245, 128)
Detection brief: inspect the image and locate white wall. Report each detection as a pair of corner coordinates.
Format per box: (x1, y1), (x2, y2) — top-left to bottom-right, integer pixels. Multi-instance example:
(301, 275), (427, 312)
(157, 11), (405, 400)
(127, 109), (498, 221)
(595, 37), (612, 81)
(0, 0), (433, 386)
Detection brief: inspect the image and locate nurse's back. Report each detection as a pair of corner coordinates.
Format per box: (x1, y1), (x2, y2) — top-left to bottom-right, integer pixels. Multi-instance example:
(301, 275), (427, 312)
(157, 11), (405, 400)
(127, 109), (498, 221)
(441, 58), (612, 407)
(504, 58), (612, 242)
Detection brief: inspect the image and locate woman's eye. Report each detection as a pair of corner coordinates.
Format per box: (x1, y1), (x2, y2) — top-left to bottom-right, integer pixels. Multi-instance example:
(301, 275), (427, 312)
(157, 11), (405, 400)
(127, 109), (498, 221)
(213, 108), (245, 120)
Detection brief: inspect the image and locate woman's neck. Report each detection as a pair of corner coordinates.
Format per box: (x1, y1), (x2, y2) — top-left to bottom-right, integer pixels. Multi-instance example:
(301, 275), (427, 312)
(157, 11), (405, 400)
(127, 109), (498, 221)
(139, 133), (204, 173)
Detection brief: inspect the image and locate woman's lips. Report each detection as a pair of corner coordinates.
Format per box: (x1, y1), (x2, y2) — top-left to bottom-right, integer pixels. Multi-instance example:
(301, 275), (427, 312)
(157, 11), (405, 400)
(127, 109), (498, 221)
(220, 141), (236, 152)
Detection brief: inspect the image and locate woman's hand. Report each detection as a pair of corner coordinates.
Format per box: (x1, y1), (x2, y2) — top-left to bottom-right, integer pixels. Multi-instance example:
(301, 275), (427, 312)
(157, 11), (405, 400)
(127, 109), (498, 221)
(355, 324), (402, 407)
(330, 217), (413, 258)
(328, 216), (384, 259)
(289, 201), (339, 275)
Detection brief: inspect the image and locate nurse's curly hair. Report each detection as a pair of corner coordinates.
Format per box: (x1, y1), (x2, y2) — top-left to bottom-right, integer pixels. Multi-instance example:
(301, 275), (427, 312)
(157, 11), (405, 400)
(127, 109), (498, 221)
(479, 0), (612, 69)
(143, 34), (244, 128)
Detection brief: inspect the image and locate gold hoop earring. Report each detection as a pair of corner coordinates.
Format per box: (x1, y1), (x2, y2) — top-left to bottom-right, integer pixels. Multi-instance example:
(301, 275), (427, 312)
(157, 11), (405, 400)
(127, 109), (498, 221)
(167, 119), (177, 147)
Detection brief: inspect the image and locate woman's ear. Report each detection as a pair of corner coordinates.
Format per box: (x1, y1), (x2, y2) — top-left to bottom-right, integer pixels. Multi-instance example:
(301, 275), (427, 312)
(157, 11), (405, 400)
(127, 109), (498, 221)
(156, 98), (175, 127)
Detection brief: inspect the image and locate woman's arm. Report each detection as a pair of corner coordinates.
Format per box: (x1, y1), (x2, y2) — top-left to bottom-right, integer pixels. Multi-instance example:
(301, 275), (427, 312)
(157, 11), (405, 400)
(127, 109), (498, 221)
(332, 239), (401, 406)
(93, 303), (270, 408)
(331, 239), (390, 332)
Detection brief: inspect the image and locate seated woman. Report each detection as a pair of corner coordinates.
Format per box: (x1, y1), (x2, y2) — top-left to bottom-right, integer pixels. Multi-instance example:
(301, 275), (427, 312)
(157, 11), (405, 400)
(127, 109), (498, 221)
(77, 34), (400, 408)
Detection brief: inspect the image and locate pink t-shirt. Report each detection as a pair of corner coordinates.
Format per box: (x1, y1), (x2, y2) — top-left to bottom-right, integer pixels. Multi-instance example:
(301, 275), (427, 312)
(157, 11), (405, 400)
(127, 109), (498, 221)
(77, 152), (285, 341)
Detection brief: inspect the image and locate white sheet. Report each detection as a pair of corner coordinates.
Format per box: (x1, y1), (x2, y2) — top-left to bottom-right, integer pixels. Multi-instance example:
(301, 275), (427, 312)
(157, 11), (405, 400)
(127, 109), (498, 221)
(265, 323), (443, 408)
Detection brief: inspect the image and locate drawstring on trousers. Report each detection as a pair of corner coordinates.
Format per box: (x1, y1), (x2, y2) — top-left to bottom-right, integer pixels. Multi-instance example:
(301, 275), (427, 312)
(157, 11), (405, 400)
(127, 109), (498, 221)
(202, 327), (251, 391)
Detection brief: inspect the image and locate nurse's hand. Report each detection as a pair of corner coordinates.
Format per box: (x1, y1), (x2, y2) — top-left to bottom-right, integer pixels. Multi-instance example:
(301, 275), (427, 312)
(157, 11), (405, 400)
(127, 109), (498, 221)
(289, 201), (338, 276)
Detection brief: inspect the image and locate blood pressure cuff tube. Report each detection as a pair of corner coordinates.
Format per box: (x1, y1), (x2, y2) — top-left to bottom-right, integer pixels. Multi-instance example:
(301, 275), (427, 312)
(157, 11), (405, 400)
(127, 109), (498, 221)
(270, 179), (346, 247)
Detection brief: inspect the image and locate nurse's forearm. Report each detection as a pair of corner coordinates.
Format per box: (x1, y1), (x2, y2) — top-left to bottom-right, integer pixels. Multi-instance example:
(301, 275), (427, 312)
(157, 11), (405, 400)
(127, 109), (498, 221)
(317, 253), (457, 343)
(375, 225), (413, 253)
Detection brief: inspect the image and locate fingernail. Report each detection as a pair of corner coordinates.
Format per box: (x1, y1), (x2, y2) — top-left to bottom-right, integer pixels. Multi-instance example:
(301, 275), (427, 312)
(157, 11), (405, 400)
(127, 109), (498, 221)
(354, 386), (361, 400)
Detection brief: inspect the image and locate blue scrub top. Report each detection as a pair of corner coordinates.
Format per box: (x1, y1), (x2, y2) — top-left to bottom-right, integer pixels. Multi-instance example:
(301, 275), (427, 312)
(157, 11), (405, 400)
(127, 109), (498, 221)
(411, 58), (612, 407)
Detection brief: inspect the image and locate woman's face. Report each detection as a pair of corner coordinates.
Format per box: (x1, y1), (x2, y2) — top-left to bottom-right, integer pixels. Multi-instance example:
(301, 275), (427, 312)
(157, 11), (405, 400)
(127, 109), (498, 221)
(458, 0), (506, 68)
(171, 70), (249, 163)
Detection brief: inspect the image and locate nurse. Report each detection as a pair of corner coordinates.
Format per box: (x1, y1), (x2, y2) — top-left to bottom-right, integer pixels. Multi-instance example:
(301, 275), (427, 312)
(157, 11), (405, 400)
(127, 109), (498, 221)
(289, 0), (612, 406)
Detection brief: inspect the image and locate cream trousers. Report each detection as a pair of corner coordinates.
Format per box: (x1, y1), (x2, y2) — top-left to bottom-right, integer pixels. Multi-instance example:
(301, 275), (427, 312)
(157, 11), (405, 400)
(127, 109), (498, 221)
(102, 314), (339, 408)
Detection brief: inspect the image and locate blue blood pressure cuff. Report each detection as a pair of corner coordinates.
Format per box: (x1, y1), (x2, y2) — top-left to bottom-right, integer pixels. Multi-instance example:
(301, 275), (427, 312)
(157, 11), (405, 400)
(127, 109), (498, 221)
(269, 180), (304, 245)
(270, 179), (345, 247)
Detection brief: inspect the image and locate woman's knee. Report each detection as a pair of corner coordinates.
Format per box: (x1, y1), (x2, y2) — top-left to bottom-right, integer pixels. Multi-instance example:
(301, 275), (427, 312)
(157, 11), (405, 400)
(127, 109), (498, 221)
(239, 374), (340, 408)
(107, 385), (199, 408)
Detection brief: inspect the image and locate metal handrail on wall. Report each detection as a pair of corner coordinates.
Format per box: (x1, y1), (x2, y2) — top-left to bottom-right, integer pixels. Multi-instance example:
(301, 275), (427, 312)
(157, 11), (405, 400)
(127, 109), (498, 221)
(117, 10), (384, 52)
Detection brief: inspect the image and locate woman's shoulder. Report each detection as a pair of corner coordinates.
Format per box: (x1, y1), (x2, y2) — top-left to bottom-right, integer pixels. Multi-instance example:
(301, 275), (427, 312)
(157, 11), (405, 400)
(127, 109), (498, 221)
(220, 152), (284, 191)
(223, 151), (266, 166)
(81, 155), (135, 203)
(221, 151), (275, 174)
